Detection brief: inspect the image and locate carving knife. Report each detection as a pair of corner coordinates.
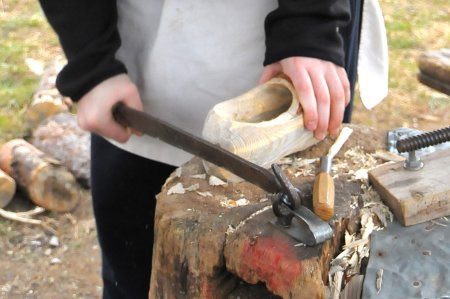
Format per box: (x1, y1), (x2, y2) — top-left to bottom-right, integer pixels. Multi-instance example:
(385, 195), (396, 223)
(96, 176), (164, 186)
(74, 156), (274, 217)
(313, 127), (353, 220)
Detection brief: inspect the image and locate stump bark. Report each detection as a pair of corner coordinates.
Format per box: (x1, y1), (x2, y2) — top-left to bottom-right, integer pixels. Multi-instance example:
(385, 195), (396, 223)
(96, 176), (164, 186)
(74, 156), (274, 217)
(0, 139), (81, 212)
(149, 124), (387, 298)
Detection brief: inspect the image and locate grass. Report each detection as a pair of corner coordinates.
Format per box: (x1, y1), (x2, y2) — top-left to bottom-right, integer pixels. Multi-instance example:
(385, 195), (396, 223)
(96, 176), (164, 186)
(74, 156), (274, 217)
(0, 0), (448, 143)
(352, 0), (450, 130)
(0, 0), (61, 142)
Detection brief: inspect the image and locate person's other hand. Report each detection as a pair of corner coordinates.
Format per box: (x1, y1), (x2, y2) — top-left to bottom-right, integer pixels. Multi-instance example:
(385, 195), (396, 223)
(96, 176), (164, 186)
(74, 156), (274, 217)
(259, 57), (350, 140)
(77, 74), (143, 143)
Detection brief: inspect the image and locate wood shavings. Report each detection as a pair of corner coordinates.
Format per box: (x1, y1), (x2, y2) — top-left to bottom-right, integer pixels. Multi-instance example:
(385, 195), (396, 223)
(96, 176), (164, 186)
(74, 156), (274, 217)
(226, 224), (236, 235)
(277, 156), (294, 165)
(343, 146), (380, 177)
(294, 168), (315, 177)
(331, 270), (344, 299)
(345, 230), (355, 246)
(325, 146), (396, 297)
(292, 157), (318, 168)
(361, 216), (375, 240)
(236, 198), (249, 206)
(376, 269), (384, 293)
(167, 182), (201, 195)
(343, 238), (369, 250)
(184, 183), (199, 192)
(190, 174), (206, 179)
(208, 175), (227, 186)
(175, 167), (182, 178)
(430, 219), (448, 227)
(196, 191), (212, 197)
(353, 169), (368, 181)
(220, 198), (249, 208)
(167, 183), (185, 195)
(373, 150), (404, 162)
(232, 206), (272, 231)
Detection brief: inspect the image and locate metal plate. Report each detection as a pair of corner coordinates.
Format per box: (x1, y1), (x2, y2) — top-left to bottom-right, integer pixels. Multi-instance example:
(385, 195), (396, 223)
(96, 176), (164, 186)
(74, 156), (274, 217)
(362, 218), (450, 299)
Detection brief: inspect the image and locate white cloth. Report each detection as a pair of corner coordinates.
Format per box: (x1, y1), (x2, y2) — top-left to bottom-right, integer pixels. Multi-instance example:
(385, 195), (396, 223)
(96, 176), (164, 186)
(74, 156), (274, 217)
(112, 0), (276, 166)
(110, 0), (389, 166)
(357, 0), (389, 109)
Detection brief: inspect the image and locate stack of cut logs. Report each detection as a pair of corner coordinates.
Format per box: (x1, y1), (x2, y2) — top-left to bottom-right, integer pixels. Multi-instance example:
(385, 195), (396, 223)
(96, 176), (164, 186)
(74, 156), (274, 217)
(0, 60), (90, 213)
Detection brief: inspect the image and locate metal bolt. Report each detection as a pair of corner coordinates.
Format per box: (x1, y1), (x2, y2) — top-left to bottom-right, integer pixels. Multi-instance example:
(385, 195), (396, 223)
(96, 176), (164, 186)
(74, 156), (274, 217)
(404, 150), (424, 171)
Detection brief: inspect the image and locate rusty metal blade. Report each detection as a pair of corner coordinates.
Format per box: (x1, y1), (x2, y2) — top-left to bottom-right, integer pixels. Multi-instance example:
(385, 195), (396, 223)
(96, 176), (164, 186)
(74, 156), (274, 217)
(113, 103), (278, 193)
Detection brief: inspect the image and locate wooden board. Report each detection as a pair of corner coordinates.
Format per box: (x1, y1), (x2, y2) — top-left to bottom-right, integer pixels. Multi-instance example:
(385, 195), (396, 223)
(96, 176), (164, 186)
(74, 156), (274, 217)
(368, 148), (450, 226)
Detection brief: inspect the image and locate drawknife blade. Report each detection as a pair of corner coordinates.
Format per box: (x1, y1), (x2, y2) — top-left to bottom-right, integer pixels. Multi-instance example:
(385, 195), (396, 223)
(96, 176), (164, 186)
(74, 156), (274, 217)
(113, 103), (332, 245)
(113, 103), (278, 193)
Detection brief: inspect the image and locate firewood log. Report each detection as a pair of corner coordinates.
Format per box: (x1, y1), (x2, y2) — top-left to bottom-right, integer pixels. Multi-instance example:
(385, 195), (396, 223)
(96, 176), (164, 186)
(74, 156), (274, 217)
(0, 169), (16, 209)
(417, 49), (450, 95)
(0, 139), (81, 212)
(31, 113), (90, 187)
(25, 88), (69, 128)
(24, 59), (71, 128)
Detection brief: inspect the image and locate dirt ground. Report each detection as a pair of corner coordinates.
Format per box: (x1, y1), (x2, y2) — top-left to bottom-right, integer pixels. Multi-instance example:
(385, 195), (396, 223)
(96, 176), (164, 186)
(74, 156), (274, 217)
(0, 2), (449, 299)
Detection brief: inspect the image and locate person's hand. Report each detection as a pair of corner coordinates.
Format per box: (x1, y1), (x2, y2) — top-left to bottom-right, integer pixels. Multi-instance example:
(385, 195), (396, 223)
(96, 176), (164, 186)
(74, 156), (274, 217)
(259, 57), (350, 140)
(77, 74), (143, 143)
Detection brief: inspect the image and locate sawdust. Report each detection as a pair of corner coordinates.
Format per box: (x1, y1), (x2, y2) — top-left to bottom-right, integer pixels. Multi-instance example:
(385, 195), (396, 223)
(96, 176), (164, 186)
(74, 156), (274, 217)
(325, 146), (395, 297)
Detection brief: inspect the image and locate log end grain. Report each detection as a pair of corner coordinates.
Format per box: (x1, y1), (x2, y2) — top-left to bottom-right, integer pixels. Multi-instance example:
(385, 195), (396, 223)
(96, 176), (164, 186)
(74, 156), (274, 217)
(28, 164), (80, 212)
(25, 93), (69, 128)
(0, 139), (81, 212)
(0, 169), (16, 208)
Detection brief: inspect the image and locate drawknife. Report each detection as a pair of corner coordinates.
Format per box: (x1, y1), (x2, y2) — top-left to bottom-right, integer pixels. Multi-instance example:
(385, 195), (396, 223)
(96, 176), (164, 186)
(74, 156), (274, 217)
(113, 103), (333, 246)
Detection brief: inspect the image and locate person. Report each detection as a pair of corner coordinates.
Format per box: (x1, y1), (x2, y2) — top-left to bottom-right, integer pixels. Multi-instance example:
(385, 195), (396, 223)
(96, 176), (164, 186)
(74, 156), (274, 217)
(38, 0), (363, 298)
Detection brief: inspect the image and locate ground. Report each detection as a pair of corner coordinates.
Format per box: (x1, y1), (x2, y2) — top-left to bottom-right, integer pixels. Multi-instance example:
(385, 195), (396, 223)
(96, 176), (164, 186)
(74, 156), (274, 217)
(0, 0), (448, 298)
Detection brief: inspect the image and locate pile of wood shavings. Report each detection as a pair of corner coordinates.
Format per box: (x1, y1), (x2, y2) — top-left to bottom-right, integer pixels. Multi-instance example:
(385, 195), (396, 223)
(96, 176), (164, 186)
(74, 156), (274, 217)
(327, 147), (397, 298)
(328, 187), (393, 298)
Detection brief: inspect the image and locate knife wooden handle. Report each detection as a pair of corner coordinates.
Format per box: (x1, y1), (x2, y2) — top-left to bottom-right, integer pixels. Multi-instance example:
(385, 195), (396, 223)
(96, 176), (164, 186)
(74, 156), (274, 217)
(313, 171), (335, 221)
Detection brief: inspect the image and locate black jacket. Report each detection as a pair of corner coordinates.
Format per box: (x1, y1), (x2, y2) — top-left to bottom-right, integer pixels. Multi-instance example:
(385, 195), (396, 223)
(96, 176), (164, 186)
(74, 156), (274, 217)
(39, 0), (351, 101)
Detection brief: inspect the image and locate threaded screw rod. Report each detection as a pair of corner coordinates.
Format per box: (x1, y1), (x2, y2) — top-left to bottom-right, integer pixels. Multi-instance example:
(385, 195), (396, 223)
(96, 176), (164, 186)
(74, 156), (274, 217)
(396, 126), (450, 153)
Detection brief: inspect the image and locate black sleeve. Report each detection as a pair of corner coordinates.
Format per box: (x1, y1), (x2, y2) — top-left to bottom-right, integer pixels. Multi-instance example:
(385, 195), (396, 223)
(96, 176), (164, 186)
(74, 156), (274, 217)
(39, 1), (127, 101)
(264, 0), (351, 67)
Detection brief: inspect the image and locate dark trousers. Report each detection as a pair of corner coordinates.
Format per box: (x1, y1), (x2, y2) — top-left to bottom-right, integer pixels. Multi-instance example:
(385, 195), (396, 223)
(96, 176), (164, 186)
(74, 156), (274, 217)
(91, 2), (362, 298)
(91, 134), (175, 299)
(343, 0), (363, 123)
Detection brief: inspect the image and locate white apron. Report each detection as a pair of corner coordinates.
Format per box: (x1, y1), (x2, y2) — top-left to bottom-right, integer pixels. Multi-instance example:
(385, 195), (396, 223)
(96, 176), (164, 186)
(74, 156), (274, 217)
(112, 0), (277, 166)
(111, 0), (389, 166)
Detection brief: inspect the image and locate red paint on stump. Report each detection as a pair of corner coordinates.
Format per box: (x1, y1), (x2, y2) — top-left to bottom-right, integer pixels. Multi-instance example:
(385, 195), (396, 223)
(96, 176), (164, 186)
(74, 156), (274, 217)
(239, 236), (303, 293)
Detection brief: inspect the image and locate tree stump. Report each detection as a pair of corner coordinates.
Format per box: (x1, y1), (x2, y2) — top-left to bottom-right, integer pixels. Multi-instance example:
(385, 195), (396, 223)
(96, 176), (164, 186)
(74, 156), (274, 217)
(149, 124), (388, 298)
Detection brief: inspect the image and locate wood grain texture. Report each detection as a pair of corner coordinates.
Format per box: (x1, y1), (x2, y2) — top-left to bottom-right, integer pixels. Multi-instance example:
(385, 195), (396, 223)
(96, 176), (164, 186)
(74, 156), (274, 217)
(368, 148), (450, 226)
(202, 77), (318, 182)
(0, 169), (16, 209)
